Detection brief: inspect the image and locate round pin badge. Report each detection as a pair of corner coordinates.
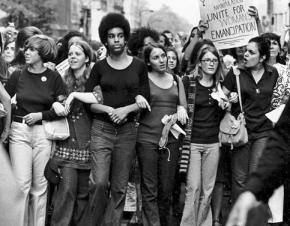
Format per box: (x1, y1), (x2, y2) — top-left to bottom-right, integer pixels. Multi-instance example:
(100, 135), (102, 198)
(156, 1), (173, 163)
(41, 76), (47, 82)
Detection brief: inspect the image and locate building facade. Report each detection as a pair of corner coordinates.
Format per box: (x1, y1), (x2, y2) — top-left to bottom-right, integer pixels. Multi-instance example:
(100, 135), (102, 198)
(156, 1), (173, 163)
(250, 0), (290, 34)
(51, 0), (125, 40)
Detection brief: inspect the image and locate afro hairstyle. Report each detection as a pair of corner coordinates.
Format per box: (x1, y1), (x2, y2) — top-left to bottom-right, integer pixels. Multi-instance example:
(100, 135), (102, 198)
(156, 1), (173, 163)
(98, 13), (130, 45)
(127, 27), (160, 56)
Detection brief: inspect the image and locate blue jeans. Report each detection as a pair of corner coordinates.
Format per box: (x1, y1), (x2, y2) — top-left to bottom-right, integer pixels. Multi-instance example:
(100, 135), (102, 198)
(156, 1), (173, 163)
(85, 120), (137, 226)
(50, 167), (90, 226)
(231, 136), (269, 202)
(136, 141), (180, 226)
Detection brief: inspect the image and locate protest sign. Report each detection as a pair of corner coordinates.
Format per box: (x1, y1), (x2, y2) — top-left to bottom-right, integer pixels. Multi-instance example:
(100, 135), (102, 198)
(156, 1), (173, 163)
(55, 58), (69, 78)
(199, 0), (259, 49)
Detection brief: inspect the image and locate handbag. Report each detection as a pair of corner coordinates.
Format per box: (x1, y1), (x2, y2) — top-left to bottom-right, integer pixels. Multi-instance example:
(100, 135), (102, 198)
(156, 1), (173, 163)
(44, 142), (62, 185)
(219, 69), (248, 149)
(44, 158), (62, 185)
(42, 117), (70, 140)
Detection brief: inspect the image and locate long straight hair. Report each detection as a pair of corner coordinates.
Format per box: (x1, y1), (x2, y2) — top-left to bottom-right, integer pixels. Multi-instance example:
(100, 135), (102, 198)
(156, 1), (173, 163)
(196, 46), (223, 87)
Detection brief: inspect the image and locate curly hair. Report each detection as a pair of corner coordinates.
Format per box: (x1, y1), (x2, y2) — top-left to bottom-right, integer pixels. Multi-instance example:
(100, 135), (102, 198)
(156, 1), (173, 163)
(98, 13), (130, 45)
(260, 32), (285, 65)
(248, 36), (271, 65)
(127, 27), (160, 57)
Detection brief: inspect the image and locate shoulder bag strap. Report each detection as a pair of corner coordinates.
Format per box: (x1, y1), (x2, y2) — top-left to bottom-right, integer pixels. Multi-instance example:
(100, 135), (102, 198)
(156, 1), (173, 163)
(50, 141), (56, 158)
(235, 73), (244, 113)
(172, 74), (181, 105)
(179, 77), (196, 174)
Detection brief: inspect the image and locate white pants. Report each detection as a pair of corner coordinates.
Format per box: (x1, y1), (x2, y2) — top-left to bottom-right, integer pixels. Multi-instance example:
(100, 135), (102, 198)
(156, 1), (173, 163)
(181, 143), (220, 226)
(9, 122), (52, 226)
(0, 143), (24, 226)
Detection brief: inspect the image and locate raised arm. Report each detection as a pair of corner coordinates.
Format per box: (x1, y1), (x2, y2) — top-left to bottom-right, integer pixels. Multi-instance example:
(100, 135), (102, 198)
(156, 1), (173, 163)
(248, 6), (263, 35)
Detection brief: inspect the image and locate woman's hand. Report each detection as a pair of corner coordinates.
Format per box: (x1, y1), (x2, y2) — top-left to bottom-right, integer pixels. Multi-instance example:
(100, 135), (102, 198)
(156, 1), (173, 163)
(0, 104), (7, 118)
(226, 192), (258, 226)
(64, 93), (76, 114)
(44, 62), (56, 71)
(177, 106), (188, 125)
(109, 107), (129, 124)
(135, 95), (151, 111)
(248, 6), (259, 21)
(197, 20), (209, 37)
(219, 99), (231, 110)
(53, 102), (67, 116)
(24, 113), (42, 126)
(0, 128), (10, 143)
(97, 46), (107, 61)
(229, 92), (238, 103)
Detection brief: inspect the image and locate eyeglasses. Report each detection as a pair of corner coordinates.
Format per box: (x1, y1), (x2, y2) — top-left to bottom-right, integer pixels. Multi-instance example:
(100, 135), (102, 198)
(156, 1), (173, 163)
(201, 58), (219, 64)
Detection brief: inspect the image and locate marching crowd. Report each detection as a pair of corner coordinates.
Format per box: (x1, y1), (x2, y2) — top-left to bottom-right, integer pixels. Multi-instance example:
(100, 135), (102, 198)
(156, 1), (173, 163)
(0, 6), (290, 226)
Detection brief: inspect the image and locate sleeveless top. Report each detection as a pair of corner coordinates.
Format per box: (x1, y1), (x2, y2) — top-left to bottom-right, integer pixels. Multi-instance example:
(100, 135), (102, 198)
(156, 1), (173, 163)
(137, 78), (178, 145)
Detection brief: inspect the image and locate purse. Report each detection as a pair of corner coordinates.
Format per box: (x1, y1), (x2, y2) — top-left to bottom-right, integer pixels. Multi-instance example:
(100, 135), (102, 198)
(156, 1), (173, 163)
(219, 69), (248, 149)
(44, 142), (62, 185)
(44, 158), (62, 185)
(42, 117), (70, 140)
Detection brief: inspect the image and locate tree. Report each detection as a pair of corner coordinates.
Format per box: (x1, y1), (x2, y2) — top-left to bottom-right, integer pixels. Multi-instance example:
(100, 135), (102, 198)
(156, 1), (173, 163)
(147, 5), (192, 34)
(0, 0), (56, 34)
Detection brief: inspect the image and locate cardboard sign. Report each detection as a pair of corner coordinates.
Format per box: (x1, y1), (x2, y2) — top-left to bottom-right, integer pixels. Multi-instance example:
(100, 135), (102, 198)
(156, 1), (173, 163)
(55, 59), (69, 77)
(199, 0), (259, 49)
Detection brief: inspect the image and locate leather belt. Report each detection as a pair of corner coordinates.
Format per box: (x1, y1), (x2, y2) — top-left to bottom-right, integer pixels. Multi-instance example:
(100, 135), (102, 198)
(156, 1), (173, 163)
(13, 116), (42, 125)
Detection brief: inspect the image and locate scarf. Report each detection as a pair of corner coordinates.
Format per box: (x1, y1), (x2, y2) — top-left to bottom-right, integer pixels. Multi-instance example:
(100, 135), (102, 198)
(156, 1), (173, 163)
(179, 76), (197, 174)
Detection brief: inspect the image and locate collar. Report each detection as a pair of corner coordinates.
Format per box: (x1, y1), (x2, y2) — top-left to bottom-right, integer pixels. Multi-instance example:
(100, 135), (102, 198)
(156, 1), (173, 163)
(237, 64), (276, 77)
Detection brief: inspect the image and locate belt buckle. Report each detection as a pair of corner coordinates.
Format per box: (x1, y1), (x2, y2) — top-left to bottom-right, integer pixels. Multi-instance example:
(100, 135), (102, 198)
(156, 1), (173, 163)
(15, 116), (26, 124)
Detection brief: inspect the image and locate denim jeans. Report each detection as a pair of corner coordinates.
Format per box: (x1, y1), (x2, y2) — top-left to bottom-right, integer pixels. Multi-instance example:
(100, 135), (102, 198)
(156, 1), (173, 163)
(9, 122), (52, 226)
(231, 137), (269, 202)
(50, 167), (90, 226)
(181, 143), (220, 226)
(136, 141), (180, 226)
(85, 120), (137, 226)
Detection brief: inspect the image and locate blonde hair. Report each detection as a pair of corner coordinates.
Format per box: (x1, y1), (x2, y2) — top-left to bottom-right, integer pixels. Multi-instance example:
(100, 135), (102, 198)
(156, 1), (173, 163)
(68, 40), (93, 66)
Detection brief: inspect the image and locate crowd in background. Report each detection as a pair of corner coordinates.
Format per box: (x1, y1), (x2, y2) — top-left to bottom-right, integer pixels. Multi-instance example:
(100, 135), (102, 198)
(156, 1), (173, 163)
(0, 5), (290, 226)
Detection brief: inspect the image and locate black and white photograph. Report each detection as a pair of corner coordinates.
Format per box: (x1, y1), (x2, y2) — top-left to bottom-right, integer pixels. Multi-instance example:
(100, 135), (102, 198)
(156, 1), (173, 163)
(0, 0), (290, 226)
